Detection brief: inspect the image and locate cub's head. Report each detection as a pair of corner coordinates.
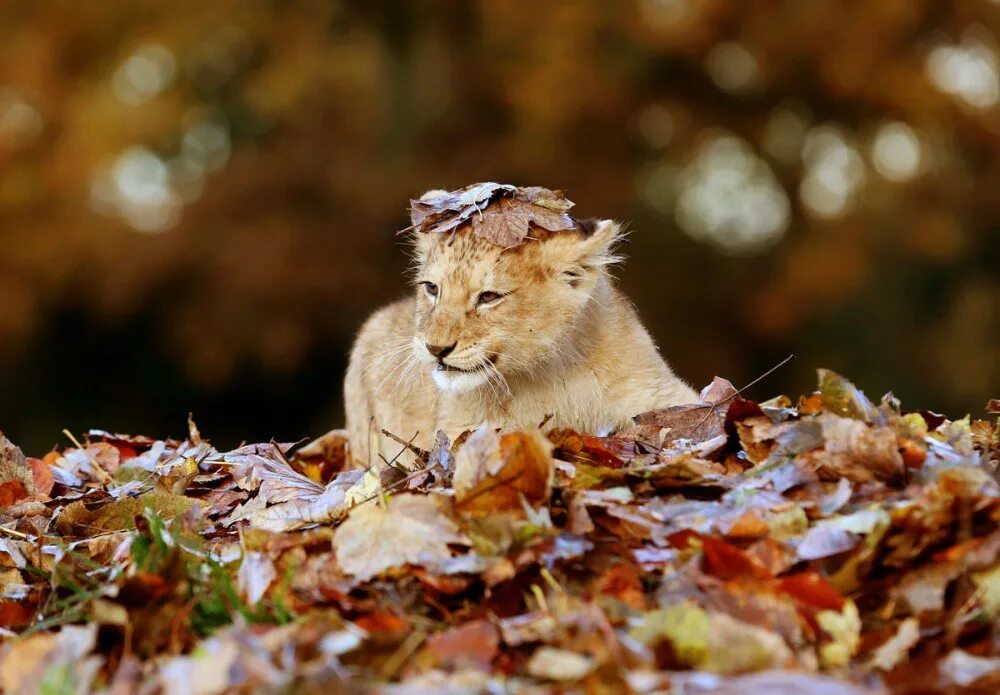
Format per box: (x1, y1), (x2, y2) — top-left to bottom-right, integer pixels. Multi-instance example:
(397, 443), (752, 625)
(408, 194), (623, 393)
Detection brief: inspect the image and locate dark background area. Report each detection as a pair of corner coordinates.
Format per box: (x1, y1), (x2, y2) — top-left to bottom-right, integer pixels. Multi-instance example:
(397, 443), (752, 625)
(1, 0), (997, 455)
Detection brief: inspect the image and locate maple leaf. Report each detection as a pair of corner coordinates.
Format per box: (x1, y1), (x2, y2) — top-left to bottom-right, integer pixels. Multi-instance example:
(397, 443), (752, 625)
(217, 450), (376, 531)
(333, 493), (467, 582)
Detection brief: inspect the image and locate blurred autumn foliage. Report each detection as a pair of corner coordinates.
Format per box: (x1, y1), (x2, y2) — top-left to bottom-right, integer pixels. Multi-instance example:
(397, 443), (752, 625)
(1, 0), (997, 452)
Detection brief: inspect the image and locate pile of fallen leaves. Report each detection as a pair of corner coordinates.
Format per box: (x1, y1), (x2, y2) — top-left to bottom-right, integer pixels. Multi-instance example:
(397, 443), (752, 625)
(1, 370), (998, 694)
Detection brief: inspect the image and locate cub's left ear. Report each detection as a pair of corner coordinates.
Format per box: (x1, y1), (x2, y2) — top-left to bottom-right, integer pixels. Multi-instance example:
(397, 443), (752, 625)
(572, 218), (625, 270)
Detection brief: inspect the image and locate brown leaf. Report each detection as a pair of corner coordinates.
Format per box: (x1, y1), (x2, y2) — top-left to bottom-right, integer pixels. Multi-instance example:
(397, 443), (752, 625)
(633, 376), (737, 444)
(719, 510), (770, 540)
(404, 182), (576, 248)
(473, 197), (533, 247)
(0, 433), (34, 496)
(425, 620), (499, 671)
(800, 413), (904, 483)
(593, 562), (646, 609)
(453, 427), (554, 516)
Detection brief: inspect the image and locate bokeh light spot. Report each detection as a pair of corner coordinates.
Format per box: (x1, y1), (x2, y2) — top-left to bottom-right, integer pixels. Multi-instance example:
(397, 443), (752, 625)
(674, 133), (789, 254)
(799, 125), (866, 218)
(112, 44), (177, 106)
(705, 42), (761, 94)
(926, 34), (1000, 109)
(0, 88), (43, 150)
(871, 122), (923, 182)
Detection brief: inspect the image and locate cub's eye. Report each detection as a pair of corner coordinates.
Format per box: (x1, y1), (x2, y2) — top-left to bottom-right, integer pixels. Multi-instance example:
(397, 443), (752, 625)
(477, 291), (503, 306)
(422, 282), (439, 298)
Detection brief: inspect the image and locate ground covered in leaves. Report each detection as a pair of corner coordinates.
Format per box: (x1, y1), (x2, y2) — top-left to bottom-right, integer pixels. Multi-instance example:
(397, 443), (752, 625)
(1, 370), (998, 694)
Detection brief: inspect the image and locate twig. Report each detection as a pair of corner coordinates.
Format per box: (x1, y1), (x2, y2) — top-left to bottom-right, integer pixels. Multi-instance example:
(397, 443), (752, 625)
(378, 453), (410, 476)
(355, 459), (442, 506)
(0, 525), (32, 540)
(380, 429), (427, 461)
(62, 429), (114, 485)
(687, 353), (795, 437)
(380, 628), (426, 679)
(272, 437), (310, 462)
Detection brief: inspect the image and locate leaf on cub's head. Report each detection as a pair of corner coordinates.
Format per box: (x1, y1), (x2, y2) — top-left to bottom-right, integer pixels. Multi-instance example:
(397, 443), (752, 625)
(402, 182), (576, 248)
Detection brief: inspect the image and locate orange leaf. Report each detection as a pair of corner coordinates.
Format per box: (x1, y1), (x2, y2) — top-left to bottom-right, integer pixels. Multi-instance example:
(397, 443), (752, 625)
(455, 431), (552, 516)
(721, 510), (769, 540)
(593, 563), (646, 609)
(0, 601), (32, 628)
(776, 571), (845, 612)
(701, 536), (772, 580)
(27, 457), (55, 496)
(0, 480), (28, 508)
(426, 620), (499, 671)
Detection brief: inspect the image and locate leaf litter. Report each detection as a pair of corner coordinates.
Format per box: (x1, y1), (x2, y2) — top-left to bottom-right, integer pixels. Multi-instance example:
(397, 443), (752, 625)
(0, 368), (998, 693)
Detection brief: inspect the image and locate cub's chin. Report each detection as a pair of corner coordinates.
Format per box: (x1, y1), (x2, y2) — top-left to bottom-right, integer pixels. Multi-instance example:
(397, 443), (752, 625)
(430, 365), (490, 393)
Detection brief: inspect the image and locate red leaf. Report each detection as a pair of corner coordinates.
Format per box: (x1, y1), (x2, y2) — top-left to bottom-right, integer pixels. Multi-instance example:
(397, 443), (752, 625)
(0, 601), (32, 628)
(593, 562), (646, 609)
(701, 536), (773, 580)
(0, 479), (28, 508)
(777, 571), (845, 612)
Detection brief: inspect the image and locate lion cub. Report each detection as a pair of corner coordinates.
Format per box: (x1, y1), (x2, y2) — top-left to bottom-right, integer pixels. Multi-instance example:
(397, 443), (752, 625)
(344, 189), (697, 467)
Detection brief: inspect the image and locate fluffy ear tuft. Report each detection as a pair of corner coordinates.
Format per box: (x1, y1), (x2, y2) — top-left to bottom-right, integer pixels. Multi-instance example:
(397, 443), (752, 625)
(576, 219), (625, 270)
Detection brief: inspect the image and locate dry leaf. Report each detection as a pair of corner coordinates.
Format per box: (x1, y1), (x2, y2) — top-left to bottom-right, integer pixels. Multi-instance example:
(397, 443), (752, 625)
(0, 434), (34, 497)
(249, 469), (366, 532)
(237, 551), (276, 605)
(404, 182), (575, 248)
(453, 428), (553, 515)
(633, 377), (738, 444)
(334, 493), (467, 582)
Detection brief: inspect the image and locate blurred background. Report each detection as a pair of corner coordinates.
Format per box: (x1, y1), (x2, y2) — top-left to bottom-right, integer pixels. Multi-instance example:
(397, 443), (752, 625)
(1, 0), (998, 454)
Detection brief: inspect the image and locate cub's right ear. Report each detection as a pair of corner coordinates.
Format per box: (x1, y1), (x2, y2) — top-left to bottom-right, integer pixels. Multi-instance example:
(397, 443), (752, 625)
(573, 218), (625, 270)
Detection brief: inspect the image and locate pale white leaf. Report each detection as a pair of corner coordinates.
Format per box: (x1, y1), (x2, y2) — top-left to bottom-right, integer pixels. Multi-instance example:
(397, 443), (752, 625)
(334, 493), (467, 582)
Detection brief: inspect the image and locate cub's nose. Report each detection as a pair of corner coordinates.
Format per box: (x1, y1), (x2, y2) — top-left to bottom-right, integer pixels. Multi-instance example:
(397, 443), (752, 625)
(425, 342), (456, 359)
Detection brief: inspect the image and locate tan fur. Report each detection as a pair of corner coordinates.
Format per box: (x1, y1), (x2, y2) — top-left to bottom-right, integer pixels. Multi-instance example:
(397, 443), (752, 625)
(343, 217), (698, 467)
